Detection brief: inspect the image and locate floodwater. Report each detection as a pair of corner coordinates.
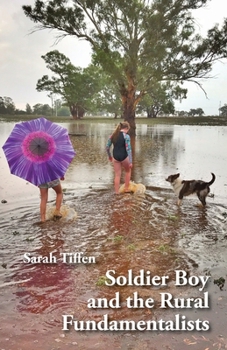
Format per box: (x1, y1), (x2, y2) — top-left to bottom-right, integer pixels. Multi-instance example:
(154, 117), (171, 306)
(0, 119), (227, 350)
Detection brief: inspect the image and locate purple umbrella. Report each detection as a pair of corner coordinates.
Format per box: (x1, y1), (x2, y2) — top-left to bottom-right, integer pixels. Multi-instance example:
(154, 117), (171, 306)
(2, 117), (76, 186)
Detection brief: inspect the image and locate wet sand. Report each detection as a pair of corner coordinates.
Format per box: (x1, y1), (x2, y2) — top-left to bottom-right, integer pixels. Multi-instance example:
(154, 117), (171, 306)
(0, 119), (227, 349)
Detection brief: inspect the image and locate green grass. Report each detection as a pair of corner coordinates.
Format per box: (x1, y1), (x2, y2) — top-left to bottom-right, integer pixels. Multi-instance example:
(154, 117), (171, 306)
(113, 235), (124, 243)
(127, 244), (136, 251)
(157, 244), (176, 254)
(1, 114), (227, 126)
(168, 215), (178, 222)
(96, 275), (111, 286)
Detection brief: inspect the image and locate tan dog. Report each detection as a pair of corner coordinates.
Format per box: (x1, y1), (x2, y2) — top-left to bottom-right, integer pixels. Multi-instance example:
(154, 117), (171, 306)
(46, 205), (77, 221)
(119, 181), (146, 195)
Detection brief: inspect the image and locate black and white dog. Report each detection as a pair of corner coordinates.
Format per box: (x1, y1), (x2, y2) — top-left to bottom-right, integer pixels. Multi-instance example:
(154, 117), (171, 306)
(165, 172), (215, 206)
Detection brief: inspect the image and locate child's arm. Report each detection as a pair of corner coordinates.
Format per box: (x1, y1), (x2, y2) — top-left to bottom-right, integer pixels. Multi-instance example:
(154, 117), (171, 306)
(106, 136), (113, 160)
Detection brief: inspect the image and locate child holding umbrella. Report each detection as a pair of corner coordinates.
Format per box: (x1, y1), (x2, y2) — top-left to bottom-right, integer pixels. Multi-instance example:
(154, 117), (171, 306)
(38, 177), (65, 222)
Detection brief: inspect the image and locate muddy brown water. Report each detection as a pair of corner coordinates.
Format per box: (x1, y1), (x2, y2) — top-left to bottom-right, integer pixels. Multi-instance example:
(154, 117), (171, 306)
(0, 120), (227, 349)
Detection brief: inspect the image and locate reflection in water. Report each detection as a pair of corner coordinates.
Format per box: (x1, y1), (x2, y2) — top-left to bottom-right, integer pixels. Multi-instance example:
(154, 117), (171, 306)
(13, 230), (72, 315)
(0, 121), (227, 349)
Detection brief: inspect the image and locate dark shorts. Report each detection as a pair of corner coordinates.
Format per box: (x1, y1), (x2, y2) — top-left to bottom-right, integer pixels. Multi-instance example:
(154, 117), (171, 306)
(38, 179), (60, 189)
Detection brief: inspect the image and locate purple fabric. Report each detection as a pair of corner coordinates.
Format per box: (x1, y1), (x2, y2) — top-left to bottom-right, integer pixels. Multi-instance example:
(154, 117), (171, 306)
(2, 117), (76, 186)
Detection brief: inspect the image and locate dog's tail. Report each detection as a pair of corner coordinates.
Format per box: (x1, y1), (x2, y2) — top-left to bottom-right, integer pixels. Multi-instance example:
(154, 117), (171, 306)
(207, 173), (215, 186)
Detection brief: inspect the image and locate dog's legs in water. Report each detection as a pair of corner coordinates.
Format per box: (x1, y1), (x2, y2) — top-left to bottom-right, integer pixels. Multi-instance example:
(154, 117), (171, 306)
(197, 193), (206, 206)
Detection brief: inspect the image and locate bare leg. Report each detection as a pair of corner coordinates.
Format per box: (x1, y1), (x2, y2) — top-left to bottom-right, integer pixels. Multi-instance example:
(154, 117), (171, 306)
(113, 159), (122, 194)
(39, 188), (48, 222)
(52, 183), (63, 216)
(122, 157), (131, 191)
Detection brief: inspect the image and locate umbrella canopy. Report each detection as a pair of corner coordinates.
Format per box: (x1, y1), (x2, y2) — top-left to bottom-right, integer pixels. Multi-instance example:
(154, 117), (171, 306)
(2, 117), (76, 186)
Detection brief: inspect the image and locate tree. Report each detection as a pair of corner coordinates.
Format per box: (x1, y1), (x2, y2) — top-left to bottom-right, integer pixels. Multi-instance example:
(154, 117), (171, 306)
(97, 89), (122, 118)
(0, 96), (6, 114)
(23, 0), (227, 134)
(58, 106), (71, 116)
(137, 83), (187, 117)
(219, 104), (227, 117)
(0, 96), (15, 114)
(36, 50), (100, 119)
(196, 108), (204, 117)
(178, 110), (189, 117)
(90, 68), (123, 118)
(26, 103), (33, 114)
(188, 108), (204, 116)
(33, 103), (52, 116)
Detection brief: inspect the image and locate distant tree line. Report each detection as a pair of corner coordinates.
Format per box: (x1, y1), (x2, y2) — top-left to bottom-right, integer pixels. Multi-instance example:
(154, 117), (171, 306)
(2, 93), (225, 119)
(178, 108), (205, 117)
(179, 106), (227, 117)
(0, 96), (70, 116)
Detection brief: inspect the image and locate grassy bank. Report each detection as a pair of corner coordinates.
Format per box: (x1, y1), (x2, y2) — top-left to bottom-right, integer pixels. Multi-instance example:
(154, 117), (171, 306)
(1, 114), (227, 126)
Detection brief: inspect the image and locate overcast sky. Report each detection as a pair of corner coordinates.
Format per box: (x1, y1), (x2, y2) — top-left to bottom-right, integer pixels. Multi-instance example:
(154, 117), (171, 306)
(0, 0), (227, 115)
